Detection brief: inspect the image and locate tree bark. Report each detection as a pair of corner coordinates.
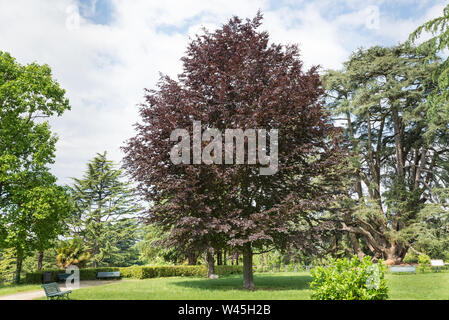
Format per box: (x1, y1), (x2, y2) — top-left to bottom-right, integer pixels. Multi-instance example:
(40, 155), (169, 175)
(15, 252), (23, 285)
(205, 248), (215, 277)
(37, 251), (44, 271)
(242, 243), (254, 290)
(348, 233), (365, 259)
(187, 250), (197, 265)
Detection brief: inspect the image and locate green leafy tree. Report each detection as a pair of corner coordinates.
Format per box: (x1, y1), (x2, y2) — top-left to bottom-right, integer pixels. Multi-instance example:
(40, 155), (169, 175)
(0, 248), (16, 283)
(69, 152), (141, 268)
(137, 224), (183, 265)
(22, 248), (59, 272)
(0, 51), (72, 283)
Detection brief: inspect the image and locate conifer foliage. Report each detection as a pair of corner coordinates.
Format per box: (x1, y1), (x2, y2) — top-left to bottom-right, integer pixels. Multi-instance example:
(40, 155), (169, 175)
(69, 152), (141, 268)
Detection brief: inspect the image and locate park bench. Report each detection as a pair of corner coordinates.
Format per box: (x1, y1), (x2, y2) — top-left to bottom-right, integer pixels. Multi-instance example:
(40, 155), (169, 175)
(57, 273), (71, 282)
(390, 266), (416, 274)
(97, 271), (121, 280)
(42, 282), (72, 300)
(431, 259), (445, 272)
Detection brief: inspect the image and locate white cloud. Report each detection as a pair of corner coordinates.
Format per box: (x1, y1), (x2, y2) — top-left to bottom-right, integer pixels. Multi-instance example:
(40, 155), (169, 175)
(0, 0), (445, 184)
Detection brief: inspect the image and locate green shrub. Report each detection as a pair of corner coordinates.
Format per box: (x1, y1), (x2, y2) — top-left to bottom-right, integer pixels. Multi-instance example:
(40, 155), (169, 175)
(418, 254), (431, 273)
(310, 256), (389, 300)
(24, 265), (243, 283)
(25, 267), (120, 284)
(120, 265), (243, 279)
(403, 252), (418, 264)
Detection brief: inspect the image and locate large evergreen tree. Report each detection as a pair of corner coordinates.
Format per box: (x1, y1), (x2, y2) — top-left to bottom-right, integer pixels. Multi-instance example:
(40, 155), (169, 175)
(69, 152), (141, 268)
(324, 44), (444, 263)
(410, 3), (449, 122)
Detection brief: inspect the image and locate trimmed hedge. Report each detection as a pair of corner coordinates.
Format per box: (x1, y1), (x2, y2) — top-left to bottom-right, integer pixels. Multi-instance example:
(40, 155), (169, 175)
(25, 267), (120, 284)
(24, 265), (243, 283)
(120, 265), (243, 279)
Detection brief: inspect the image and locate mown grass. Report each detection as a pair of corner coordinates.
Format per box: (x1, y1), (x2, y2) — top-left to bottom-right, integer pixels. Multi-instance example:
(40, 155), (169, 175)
(4, 270), (448, 300)
(38, 273), (314, 300)
(387, 271), (449, 300)
(0, 283), (41, 297)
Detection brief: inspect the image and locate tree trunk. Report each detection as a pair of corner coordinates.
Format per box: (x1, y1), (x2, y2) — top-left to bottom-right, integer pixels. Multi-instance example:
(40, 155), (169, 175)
(348, 233), (365, 259)
(15, 252), (23, 285)
(37, 251), (44, 271)
(205, 249), (215, 277)
(216, 250), (222, 265)
(223, 250), (227, 265)
(187, 250), (197, 265)
(242, 243), (254, 290)
(385, 243), (408, 264)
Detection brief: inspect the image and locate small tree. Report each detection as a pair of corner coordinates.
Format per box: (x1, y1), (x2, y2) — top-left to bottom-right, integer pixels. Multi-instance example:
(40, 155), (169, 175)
(56, 238), (91, 269)
(69, 152), (141, 268)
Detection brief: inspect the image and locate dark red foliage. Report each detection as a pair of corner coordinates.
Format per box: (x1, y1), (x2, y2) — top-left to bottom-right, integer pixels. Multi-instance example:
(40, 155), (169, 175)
(122, 13), (345, 286)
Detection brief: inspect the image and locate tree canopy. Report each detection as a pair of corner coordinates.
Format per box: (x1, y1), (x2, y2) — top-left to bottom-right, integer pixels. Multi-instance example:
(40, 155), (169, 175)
(123, 14), (346, 289)
(324, 44), (446, 263)
(0, 51), (72, 283)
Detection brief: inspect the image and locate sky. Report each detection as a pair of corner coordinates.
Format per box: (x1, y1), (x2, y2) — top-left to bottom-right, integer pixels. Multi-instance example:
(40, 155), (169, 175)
(0, 0), (446, 185)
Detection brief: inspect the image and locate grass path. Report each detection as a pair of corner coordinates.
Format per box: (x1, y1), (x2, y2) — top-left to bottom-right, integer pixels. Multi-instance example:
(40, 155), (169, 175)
(0, 280), (118, 300)
(0, 284), (42, 298)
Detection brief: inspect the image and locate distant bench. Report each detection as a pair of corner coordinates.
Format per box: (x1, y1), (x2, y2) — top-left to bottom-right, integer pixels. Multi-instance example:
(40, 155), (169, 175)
(97, 271), (121, 280)
(57, 273), (71, 282)
(390, 266), (416, 274)
(431, 260), (445, 272)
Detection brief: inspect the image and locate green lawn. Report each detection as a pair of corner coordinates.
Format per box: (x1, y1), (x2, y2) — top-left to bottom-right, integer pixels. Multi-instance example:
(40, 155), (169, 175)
(27, 271), (449, 300)
(0, 283), (41, 297)
(387, 272), (449, 300)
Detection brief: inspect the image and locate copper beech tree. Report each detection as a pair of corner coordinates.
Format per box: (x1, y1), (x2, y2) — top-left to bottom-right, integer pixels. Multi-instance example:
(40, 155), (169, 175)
(123, 14), (345, 289)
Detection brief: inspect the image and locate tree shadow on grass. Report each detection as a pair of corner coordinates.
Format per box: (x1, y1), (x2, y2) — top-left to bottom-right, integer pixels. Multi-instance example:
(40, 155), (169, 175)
(173, 274), (313, 292)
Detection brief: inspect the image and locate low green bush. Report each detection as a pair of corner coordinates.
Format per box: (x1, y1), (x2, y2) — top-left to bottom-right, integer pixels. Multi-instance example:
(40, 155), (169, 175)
(24, 265), (243, 283)
(310, 256), (389, 300)
(403, 252), (418, 264)
(418, 254), (431, 273)
(120, 265), (243, 279)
